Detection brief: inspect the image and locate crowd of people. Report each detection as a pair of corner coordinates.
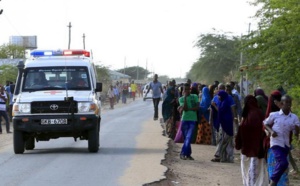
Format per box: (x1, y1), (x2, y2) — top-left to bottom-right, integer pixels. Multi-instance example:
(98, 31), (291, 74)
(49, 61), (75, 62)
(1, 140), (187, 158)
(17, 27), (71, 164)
(106, 80), (143, 109)
(149, 76), (300, 186)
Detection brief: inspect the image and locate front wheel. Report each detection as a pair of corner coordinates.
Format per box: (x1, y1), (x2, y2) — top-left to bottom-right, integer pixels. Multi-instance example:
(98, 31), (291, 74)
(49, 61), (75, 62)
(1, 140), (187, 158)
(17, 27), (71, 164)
(14, 130), (25, 154)
(88, 127), (99, 153)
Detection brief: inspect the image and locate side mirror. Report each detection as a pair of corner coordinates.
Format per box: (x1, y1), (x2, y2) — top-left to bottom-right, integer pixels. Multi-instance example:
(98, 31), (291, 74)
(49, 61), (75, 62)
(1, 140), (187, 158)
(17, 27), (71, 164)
(95, 82), (102, 92)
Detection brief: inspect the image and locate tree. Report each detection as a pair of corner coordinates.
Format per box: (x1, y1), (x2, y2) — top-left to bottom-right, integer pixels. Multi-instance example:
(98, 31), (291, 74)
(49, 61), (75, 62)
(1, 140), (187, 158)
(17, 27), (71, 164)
(244, 0), (300, 88)
(0, 44), (26, 59)
(0, 44), (22, 85)
(117, 66), (150, 80)
(187, 30), (241, 84)
(0, 64), (18, 85)
(95, 64), (111, 98)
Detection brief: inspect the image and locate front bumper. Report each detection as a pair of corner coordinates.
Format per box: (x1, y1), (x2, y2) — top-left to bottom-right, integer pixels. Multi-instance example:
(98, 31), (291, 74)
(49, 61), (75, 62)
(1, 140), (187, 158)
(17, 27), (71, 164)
(13, 114), (98, 133)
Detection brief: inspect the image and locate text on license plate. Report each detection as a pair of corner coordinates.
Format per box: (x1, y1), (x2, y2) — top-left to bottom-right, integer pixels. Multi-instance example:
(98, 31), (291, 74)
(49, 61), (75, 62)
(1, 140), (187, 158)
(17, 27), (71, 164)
(41, 119), (68, 125)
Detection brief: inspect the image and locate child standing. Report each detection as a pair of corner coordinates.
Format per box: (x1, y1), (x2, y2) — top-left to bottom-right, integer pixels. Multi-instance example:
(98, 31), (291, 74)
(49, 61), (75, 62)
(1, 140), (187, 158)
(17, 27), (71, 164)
(264, 95), (299, 186)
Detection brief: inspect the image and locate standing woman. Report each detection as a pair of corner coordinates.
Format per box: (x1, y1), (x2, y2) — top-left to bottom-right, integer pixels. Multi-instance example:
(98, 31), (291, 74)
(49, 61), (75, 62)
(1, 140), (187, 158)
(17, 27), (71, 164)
(208, 84), (217, 145)
(235, 95), (268, 186)
(162, 82), (175, 138)
(211, 90), (234, 163)
(254, 88), (268, 118)
(196, 86), (212, 144)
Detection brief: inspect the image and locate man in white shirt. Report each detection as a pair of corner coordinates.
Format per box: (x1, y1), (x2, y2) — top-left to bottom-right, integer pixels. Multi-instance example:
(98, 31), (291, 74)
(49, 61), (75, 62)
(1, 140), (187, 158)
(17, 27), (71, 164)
(264, 95), (300, 186)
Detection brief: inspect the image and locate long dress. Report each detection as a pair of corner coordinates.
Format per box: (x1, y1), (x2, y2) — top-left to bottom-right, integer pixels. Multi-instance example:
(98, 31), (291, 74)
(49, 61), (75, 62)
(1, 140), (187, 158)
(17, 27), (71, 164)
(162, 86), (175, 138)
(214, 91), (234, 163)
(235, 95), (268, 186)
(195, 87), (211, 144)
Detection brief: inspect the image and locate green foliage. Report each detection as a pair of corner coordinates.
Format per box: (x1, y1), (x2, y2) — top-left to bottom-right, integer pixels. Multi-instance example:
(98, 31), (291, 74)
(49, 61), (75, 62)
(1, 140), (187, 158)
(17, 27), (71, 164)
(95, 65), (111, 95)
(188, 30), (241, 84)
(117, 66), (150, 80)
(244, 0), (300, 88)
(0, 44), (26, 59)
(288, 86), (300, 116)
(0, 64), (18, 85)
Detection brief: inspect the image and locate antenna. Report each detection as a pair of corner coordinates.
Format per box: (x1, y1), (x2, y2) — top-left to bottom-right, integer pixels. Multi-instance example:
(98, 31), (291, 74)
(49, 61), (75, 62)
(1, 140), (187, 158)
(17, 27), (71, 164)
(67, 22), (72, 49)
(82, 33), (86, 50)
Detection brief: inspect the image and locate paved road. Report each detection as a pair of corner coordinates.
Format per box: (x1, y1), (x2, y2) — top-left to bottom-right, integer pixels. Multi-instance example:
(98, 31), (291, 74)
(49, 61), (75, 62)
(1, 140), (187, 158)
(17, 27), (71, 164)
(0, 97), (168, 186)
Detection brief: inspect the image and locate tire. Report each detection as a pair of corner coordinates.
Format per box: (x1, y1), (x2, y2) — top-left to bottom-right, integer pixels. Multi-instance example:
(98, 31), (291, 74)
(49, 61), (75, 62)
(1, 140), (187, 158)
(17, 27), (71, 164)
(25, 137), (35, 150)
(13, 130), (25, 154)
(88, 127), (99, 153)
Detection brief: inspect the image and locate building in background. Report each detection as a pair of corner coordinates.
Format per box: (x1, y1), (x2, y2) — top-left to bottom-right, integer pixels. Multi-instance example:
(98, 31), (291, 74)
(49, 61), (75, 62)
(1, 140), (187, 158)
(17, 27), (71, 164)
(9, 36), (37, 50)
(108, 69), (131, 84)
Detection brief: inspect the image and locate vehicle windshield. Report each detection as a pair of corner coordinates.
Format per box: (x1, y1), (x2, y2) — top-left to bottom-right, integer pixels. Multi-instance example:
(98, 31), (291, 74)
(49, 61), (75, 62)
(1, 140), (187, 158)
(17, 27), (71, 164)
(22, 67), (91, 92)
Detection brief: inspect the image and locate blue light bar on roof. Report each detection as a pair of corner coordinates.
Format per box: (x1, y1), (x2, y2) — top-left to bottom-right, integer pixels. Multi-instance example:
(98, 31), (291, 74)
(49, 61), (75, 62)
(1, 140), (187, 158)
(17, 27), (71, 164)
(30, 50), (63, 57)
(30, 49), (90, 57)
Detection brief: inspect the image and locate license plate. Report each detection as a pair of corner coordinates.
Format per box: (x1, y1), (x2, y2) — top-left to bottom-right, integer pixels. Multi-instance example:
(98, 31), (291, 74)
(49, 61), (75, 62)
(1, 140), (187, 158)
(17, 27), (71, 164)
(41, 119), (68, 125)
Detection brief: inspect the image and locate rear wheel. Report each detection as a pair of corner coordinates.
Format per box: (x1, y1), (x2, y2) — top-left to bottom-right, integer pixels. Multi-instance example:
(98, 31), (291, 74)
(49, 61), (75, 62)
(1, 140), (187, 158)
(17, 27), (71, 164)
(88, 127), (99, 153)
(25, 137), (35, 150)
(14, 130), (25, 154)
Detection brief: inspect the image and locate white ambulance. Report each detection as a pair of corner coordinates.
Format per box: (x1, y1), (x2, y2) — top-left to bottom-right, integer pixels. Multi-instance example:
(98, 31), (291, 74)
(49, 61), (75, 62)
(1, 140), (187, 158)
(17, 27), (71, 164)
(12, 49), (102, 154)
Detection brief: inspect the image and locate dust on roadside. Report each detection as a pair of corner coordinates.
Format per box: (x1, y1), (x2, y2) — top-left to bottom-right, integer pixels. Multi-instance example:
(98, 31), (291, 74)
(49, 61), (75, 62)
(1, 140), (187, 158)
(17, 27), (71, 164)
(146, 140), (300, 186)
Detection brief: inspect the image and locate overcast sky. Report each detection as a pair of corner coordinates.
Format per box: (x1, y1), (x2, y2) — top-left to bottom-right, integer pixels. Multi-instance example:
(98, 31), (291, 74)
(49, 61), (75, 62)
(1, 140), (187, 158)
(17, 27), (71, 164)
(0, 0), (258, 78)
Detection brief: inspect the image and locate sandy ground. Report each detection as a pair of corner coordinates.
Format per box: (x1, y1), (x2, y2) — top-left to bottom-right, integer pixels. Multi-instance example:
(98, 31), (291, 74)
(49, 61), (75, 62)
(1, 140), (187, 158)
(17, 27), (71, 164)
(146, 140), (243, 186)
(146, 140), (300, 186)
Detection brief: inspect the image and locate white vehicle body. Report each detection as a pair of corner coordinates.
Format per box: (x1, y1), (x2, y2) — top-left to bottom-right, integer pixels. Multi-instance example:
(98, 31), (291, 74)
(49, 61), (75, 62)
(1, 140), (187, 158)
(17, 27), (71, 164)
(12, 50), (102, 154)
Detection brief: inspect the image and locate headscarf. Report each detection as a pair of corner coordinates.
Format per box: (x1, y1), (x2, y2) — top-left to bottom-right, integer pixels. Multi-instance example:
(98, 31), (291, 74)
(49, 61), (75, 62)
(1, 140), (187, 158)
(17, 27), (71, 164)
(254, 88), (268, 102)
(263, 90), (282, 159)
(191, 82), (198, 88)
(162, 86), (175, 122)
(236, 95), (264, 158)
(199, 87), (211, 121)
(217, 90), (233, 136)
(265, 90), (282, 118)
(253, 88), (268, 118)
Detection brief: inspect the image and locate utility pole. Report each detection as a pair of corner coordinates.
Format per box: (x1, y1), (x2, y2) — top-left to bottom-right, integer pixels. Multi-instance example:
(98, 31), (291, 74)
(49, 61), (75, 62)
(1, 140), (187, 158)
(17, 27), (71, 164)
(0, 0), (3, 15)
(145, 58), (148, 79)
(137, 60), (139, 80)
(240, 23), (251, 101)
(67, 22), (72, 49)
(124, 57), (126, 74)
(82, 33), (86, 49)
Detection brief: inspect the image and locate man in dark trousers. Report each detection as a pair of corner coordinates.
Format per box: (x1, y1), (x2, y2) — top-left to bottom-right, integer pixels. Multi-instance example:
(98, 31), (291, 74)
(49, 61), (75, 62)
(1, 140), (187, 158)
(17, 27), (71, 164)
(145, 74), (164, 120)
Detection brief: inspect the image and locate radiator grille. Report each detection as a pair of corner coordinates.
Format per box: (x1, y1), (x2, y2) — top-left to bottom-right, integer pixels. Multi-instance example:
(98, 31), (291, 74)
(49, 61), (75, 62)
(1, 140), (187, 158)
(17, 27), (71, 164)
(31, 101), (78, 114)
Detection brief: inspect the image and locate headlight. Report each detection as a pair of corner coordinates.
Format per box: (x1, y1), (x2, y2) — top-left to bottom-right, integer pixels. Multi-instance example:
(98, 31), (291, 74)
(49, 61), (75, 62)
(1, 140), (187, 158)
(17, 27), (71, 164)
(13, 103), (31, 115)
(77, 102), (97, 113)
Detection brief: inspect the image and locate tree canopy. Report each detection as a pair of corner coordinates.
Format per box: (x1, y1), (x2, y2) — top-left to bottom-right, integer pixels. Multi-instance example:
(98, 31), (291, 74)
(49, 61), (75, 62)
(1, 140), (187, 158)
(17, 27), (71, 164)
(0, 44), (25, 59)
(244, 0), (300, 88)
(186, 30), (241, 84)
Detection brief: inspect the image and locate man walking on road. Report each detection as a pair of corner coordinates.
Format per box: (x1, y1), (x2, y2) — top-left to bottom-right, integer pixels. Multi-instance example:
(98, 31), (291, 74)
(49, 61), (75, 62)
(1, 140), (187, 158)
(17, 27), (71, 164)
(145, 74), (164, 120)
(130, 80), (137, 101)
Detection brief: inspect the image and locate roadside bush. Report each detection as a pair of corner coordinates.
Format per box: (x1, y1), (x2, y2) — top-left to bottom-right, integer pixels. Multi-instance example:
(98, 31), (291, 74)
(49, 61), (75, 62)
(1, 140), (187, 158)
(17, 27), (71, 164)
(289, 86), (300, 148)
